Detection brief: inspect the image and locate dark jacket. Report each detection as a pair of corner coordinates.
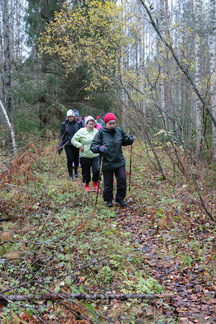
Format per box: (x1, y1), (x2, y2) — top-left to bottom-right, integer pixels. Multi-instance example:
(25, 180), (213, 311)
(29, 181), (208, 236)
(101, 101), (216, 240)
(90, 126), (133, 171)
(59, 118), (80, 148)
(76, 117), (85, 128)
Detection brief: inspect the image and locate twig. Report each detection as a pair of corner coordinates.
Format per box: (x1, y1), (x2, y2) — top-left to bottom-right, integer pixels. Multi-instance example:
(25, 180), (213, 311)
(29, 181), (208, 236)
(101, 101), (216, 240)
(57, 256), (109, 280)
(182, 142), (216, 223)
(59, 301), (91, 323)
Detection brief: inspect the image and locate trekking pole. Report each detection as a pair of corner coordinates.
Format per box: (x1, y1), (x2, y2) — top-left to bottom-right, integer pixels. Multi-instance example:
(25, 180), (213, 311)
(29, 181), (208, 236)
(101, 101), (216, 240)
(95, 156), (103, 209)
(129, 144), (133, 191)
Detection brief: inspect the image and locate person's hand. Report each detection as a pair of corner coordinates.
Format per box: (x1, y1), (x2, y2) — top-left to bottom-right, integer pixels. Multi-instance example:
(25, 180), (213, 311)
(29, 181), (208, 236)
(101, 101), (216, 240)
(80, 146), (84, 152)
(129, 135), (134, 143)
(99, 145), (108, 153)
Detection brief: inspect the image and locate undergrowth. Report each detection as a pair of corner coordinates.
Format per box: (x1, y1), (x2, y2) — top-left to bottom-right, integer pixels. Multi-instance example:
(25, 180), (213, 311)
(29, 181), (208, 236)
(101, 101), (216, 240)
(0, 140), (216, 323)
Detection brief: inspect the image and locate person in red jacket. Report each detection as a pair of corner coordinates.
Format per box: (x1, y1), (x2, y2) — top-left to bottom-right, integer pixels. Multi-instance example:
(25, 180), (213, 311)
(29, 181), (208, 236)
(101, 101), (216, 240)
(96, 115), (105, 126)
(94, 119), (102, 130)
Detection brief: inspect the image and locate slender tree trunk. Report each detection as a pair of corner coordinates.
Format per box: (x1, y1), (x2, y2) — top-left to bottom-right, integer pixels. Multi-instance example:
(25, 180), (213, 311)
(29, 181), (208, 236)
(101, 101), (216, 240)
(0, 0), (11, 151)
(43, 0), (49, 19)
(138, 5), (145, 117)
(0, 100), (17, 154)
(0, 6), (3, 148)
(159, 0), (167, 130)
(165, 0), (173, 132)
(194, 0), (202, 158)
(209, 0), (216, 160)
(0, 0), (11, 112)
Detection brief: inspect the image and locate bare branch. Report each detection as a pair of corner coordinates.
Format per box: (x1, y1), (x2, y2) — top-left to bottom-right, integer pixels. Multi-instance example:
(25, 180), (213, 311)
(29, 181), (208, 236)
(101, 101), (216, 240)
(0, 292), (175, 304)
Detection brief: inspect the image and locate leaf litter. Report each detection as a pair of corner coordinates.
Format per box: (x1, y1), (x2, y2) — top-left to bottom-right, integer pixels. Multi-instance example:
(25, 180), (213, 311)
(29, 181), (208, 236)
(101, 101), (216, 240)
(0, 142), (216, 323)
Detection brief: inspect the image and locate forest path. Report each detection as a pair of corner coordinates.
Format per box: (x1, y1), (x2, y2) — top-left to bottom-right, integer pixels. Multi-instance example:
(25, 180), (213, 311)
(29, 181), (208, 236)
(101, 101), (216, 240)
(115, 203), (216, 323)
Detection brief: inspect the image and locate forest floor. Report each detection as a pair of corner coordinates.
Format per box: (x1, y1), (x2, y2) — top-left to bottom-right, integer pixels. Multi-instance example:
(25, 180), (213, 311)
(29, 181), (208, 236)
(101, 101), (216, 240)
(0, 141), (216, 323)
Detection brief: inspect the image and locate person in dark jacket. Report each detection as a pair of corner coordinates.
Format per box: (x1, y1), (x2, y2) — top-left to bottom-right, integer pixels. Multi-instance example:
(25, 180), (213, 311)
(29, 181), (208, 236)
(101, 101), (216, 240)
(90, 113), (134, 207)
(74, 110), (85, 128)
(58, 109), (81, 180)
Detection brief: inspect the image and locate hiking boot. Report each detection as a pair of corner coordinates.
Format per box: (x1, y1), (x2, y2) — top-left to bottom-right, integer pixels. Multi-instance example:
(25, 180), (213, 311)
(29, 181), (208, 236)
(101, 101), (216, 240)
(93, 181), (100, 191)
(106, 201), (113, 207)
(69, 176), (73, 181)
(115, 199), (127, 207)
(74, 173), (79, 178)
(85, 183), (90, 192)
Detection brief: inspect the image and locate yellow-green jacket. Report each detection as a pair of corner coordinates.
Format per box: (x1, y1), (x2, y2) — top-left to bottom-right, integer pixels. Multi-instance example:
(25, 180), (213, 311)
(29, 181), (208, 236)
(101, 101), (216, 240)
(71, 127), (99, 158)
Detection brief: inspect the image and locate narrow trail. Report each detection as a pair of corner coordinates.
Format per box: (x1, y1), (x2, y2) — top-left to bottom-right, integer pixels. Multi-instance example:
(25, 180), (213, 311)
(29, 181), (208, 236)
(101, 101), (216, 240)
(115, 205), (216, 323)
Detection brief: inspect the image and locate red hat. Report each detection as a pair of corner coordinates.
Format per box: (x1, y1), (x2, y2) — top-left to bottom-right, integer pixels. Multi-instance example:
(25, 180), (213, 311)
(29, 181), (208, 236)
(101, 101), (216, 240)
(104, 113), (117, 124)
(97, 115), (100, 119)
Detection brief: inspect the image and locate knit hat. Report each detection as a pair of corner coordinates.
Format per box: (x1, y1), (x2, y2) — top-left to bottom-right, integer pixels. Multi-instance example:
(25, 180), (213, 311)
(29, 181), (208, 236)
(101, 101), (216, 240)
(104, 113), (116, 124)
(74, 111), (79, 117)
(85, 115), (95, 125)
(97, 115), (100, 119)
(67, 109), (74, 117)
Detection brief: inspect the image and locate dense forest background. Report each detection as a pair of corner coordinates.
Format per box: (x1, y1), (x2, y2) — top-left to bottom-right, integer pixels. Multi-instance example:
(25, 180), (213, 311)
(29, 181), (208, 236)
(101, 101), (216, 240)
(1, 0), (216, 198)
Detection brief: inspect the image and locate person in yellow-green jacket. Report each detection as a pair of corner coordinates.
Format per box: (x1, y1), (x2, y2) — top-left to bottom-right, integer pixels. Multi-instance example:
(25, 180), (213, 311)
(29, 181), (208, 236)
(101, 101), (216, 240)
(71, 116), (100, 192)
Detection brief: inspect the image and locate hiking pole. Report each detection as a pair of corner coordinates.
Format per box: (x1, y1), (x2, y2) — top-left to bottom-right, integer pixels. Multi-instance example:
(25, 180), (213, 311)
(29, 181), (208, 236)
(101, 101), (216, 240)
(129, 144), (133, 191)
(95, 156), (103, 209)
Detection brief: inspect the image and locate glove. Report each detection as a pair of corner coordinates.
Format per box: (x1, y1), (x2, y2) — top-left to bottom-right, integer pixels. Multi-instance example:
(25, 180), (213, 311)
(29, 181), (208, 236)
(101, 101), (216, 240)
(58, 148), (63, 155)
(99, 145), (108, 153)
(129, 135), (134, 143)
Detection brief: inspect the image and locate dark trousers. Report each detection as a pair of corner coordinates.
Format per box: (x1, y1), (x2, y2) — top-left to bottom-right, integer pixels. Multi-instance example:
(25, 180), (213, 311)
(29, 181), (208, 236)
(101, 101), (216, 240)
(103, 165), (126, 202)
(80, 156), (99, 183)
(65, 145), (79, 177)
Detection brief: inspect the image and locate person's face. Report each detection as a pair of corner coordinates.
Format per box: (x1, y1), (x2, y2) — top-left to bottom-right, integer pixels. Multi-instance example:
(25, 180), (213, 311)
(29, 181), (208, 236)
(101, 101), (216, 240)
(106, 120), (116, 129)
(67, 115), (74, 122)
(97, 117), (100, 121)
(86, 120), (95, 131)
(75, 116), (79, 120)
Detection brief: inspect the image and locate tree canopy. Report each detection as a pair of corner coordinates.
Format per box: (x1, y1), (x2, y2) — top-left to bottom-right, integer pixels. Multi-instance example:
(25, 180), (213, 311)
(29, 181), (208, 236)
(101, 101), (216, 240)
(38, 0), (128, 92)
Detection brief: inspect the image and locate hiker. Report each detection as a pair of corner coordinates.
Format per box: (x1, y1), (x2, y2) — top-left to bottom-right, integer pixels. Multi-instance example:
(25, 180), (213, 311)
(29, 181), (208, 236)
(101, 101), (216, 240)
(74, 110), (85, 128)
(96, 115), (105, 126)
(94, 119), (102, 130)
(58, 109), (81, 180)
(90, 112), (134, 207)
(71, 116), (100, 192)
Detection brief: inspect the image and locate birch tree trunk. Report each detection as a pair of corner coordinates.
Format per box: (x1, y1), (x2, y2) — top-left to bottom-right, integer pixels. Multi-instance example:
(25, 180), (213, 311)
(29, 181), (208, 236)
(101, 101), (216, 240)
(0, 100), (17, 154)
(0, 0), (12, 152)
(139, 8), (146, 117)
(209, 0), (216, 160)
(0, 6), (3, 148)
(194, 0), (202, 157)
(0, 0), (11, 113)
(160, 0), (168, 130)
